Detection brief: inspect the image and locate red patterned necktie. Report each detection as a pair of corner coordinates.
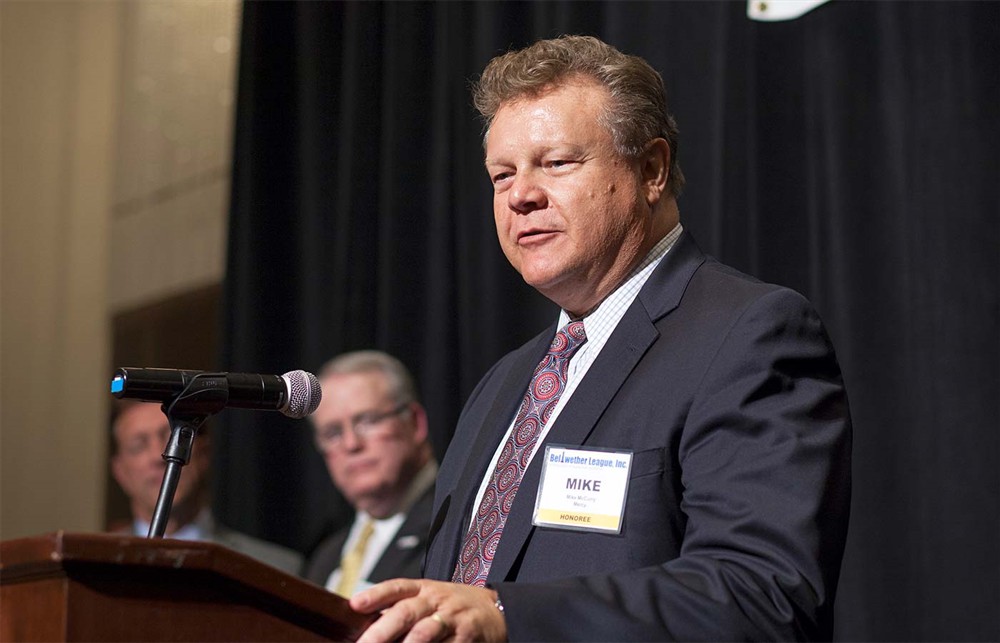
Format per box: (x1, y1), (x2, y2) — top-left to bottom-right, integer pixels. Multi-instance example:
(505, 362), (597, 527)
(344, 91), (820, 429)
(452, 321), (588, 586)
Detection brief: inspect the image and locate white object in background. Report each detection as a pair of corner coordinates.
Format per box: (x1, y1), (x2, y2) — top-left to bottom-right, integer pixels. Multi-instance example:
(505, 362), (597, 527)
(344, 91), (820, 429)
(747, 0), (831, 22)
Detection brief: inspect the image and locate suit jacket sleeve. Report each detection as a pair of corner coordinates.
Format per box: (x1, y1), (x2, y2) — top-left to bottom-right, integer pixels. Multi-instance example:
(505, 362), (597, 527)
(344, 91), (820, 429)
(303, 526), (350, 586)
(494, 287), (852, 641)
(210, 523), (304, 576)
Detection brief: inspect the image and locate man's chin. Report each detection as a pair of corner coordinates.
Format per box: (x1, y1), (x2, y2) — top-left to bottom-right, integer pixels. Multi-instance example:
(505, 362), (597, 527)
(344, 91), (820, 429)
(345, 487), (393, 513)
(523, 274), (582, 311)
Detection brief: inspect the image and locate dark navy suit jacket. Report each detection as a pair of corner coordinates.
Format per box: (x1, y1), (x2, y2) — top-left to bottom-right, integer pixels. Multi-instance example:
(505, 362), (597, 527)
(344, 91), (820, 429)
(304, 485), (435, 588)
(423, 232), (852, 641)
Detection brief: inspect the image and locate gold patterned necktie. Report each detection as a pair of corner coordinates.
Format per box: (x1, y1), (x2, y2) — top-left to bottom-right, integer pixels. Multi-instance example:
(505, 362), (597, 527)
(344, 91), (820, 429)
(335, 519), (375, 597)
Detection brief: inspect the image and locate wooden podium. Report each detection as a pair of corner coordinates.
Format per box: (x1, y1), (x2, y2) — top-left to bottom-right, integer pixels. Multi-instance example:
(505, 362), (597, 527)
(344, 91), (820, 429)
(0, 531), (376, 641)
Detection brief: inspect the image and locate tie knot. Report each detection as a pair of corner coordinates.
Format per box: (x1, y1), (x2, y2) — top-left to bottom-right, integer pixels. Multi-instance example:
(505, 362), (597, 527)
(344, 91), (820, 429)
(549, 321), (587, 357)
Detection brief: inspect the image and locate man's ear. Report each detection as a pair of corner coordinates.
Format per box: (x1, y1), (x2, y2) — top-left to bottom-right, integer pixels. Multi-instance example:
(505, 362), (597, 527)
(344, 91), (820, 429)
(409, 402), (430, 445)
(640, 138), (670, 207)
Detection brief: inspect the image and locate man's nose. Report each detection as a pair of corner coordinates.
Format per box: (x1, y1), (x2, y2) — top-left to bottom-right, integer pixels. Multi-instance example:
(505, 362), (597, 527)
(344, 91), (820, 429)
(508, 171), (547, 213)
(338, 425), (364, 451)
(143, 432), (172, 464)
(145, 444), (167, 466)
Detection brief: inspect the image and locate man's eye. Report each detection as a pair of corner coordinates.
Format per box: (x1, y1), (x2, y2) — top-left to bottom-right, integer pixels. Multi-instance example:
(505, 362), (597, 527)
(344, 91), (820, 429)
(547, 159), (575, 171)
(320, 426), (343, 440)
(492, 172), (511, 184)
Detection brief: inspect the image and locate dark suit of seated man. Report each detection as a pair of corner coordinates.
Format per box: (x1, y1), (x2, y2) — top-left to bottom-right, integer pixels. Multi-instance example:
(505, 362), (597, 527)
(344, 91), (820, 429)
(349, 35), (852, 642)
(303, 351), (436, 597)
(110, 401), (302, 574)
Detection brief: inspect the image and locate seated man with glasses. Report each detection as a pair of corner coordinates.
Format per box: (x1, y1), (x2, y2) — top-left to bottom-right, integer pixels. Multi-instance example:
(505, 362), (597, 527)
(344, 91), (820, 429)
(303, 351), (438, 597)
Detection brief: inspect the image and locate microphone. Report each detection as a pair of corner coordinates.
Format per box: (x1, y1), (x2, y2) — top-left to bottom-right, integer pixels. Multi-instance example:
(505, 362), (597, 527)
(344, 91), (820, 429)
(110, 367), (322, 419)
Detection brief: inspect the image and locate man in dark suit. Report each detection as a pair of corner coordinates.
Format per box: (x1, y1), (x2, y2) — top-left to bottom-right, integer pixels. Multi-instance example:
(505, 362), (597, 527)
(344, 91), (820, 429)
(350, 35), (852, 641)
(304, 351), (436, 597)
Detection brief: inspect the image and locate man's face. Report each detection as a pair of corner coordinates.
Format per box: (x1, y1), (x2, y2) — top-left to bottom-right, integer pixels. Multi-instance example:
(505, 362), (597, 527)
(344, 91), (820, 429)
(111, 403), (208, 520)
(313, 372), (428, 517)
(487, 80), (653, 316)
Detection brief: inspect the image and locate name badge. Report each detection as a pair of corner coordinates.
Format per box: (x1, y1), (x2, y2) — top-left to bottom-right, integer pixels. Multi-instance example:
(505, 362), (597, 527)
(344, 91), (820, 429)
(532, 445), (632, 533)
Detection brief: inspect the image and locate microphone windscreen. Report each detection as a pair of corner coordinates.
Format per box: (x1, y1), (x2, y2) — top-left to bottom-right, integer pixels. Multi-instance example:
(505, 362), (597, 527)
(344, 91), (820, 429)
(282, 370), (322, 418)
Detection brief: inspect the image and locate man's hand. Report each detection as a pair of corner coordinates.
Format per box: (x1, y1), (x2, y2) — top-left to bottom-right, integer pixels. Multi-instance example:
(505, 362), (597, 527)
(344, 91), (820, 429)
(350, 579), (507, 642)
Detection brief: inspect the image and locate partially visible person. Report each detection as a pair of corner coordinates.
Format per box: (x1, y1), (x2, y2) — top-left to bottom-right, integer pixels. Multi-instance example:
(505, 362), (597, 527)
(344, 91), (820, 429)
(303, 351), (437, 597)
(110, 400), (302, 574)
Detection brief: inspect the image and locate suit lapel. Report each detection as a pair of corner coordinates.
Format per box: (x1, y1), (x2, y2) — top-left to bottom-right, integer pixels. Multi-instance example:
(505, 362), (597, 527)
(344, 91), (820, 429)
(313, 530), (351, 585)
(636, 231), (705, 322)
(427, 327), (556, 579)
(487, 232), (706, 582)
(487, 311), (659, 581)
(368, 487), (434, 583)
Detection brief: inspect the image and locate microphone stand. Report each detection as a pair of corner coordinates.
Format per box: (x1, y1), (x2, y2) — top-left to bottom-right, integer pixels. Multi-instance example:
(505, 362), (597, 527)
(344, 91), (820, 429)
(147, 373), (228, 538)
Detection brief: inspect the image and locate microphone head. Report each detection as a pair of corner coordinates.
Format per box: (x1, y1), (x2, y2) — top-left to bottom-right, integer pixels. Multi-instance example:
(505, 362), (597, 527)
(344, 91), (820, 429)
(281, 370), (322, 418)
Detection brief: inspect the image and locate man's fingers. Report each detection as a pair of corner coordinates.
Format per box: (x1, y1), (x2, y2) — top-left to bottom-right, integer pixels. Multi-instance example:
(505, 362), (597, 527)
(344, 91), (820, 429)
(352, 580), (505, 642)
(402, 612), (452, 643)
(351, 578), (421, 613)
(356, 596), (434, 643)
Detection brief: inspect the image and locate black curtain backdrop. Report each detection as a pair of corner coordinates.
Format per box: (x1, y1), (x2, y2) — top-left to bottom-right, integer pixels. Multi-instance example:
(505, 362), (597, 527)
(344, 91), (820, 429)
(214, 2), (999, 640)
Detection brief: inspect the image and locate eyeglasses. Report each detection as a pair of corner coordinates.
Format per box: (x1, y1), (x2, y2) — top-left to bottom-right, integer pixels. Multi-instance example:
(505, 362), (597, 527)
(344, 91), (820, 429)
(314, 402), (411, 451)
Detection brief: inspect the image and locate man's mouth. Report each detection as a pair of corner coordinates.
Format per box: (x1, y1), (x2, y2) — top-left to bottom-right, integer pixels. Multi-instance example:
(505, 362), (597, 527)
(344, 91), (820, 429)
(344, 458), (377, 474)
(517, 228), (559, 244)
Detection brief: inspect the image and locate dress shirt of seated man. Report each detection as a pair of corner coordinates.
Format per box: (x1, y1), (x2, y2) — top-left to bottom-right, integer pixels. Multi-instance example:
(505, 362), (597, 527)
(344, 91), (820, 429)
(110, 400), (303, 574)
(349, 35), (852, 642)
(304, 351), (437, 597)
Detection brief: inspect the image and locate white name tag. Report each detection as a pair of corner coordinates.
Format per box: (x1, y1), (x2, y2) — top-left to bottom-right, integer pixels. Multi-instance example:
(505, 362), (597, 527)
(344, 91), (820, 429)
(532, 445), (633, 533)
